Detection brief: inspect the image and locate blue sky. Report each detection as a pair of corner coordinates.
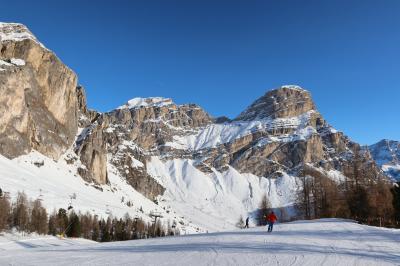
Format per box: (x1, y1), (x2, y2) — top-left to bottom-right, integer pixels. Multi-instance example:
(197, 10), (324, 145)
(1, 0), (399, 144)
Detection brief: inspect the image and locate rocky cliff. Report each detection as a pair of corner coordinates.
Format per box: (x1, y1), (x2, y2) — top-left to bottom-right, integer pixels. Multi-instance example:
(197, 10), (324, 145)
(0, 23), (78, 160)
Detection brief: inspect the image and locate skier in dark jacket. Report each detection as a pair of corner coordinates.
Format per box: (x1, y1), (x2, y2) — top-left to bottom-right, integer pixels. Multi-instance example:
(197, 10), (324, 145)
(266, 211), (278, 232)
(245, 217), (249, 228)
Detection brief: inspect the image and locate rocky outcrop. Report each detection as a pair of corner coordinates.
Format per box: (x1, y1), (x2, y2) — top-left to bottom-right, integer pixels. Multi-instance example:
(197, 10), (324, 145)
(75, 122), (108, 184)
(73, 86), (107, 184)
(76, 86), (100, 127)
(93, 98), (212, 196)
(103, 98), (212, 150)
(235, 85), (316, 121)
(0, 23), (78, 159)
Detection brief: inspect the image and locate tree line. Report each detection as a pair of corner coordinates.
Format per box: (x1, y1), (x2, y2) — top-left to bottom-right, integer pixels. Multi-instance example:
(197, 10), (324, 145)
(295, 161), (400, 227)
(0, 190), (179, 241)
(250, 149), (400, 228)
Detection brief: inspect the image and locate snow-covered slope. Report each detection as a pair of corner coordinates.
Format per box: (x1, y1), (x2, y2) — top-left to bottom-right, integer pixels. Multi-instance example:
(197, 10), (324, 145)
(147, 157), (299, 231)
(0, 230), (95, 251)
(369, 139), (400, 181)
(1, 219), (399, 266)
(0, 151), (201, 234)
(167, 110), (317, 151)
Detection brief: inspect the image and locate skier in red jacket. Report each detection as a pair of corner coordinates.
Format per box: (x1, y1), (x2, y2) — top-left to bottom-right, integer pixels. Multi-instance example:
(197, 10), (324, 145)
(266, 211), (278, 233)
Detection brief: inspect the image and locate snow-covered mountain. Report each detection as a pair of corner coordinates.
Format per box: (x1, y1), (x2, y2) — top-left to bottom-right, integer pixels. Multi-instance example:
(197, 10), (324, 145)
(369, 139), (400, 181)
(0, 22), (390, 233)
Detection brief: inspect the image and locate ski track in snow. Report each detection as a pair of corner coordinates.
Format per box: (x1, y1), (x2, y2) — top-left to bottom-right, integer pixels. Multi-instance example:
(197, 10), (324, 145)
(0, 219), (399, 266)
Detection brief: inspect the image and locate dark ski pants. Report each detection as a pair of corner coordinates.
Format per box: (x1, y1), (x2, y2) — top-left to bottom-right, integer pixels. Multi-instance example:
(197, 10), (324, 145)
(267, 222), (274, 232)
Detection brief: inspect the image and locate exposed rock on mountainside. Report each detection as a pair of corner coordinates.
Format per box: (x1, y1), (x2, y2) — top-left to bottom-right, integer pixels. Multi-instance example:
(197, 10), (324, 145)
(98, 98), (212, 197)
(73, 86), (108, 184)
(235, 85), (316, 120)
(369, 139), (400, 180)
(0, 23), (78, 159)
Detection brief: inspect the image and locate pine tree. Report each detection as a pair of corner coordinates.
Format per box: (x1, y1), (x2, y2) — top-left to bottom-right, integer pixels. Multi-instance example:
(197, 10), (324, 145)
(80, 212), (93, 239)
(347, 186), (370, 223)
(48, 210), (57, 235)
(296, 176), (313, 219)
(100, 218), (111, 242)
(256, 194), (271, 226)
(66, 211), (81, 237)
(12, 192), (29, 232)
(392, 182), (400, 226)
(236, 215), (245, 229)
(91, 215), (100, 241)
(30, 199), (48, 234)
(0, 193), (11, 231)
(56, 208), (69, 235)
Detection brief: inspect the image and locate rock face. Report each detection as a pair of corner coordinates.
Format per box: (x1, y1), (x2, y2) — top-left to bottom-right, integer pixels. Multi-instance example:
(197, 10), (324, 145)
(95, 97), (212, 198)
(235, 85), (316, 120)
(0, 23), (78, 159)
(369, 139), (400, 181)
(83, 85), (386, 202)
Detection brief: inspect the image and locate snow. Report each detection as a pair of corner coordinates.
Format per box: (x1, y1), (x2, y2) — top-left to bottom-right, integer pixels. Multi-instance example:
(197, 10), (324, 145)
(117, 97), (174, 110)
(0, 151), (200, 233)
(0, 58), (26, 67)
(382, 164), (400, 181)
(1, 219), (399, 266)
(369, 140), (400, 181)
(0, 22), (46, 49)
(10, 58), (25, 66)
(147, 157), (299, 231)
(0, 231), (95, 251)
(0, 59), (12, 66)
(131, 157), (144, 168)
(166, 111), (316, 151)
(281, 84), (308, 92)
(0, 23), (36, 42)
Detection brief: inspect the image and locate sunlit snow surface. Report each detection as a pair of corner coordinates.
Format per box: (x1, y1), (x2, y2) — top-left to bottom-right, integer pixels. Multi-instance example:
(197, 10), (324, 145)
(0, 22), (47, 49)
(166, 111), (317, 151)
(117, 97), (174, 110)
(147, 157), (300, 231)
(0, 152), (203, 234)
(0, 219), (399, 266)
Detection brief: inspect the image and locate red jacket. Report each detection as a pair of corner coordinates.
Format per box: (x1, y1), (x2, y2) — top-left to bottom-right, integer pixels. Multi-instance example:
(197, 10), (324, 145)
(267, 213), (277, 223)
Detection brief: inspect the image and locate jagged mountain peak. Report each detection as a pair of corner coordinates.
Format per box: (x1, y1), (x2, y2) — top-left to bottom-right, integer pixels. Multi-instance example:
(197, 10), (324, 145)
(235, 85), (316, 121)
(0, 22), (45, 48)
(280, 84), (308, 92)
(117, 97), (174, 110)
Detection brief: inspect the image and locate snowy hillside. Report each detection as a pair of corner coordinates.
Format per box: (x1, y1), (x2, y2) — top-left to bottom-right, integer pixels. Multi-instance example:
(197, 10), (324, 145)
(369, 139), (400, 181)
(1, 219), (399, 266)
(0, 152), (202, 234)
(0, 148), (302, 232)
(0, 230), (95, 251)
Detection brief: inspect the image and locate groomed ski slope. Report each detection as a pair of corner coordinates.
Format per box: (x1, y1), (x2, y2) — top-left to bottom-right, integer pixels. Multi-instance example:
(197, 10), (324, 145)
(1, 219), (399, 266)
